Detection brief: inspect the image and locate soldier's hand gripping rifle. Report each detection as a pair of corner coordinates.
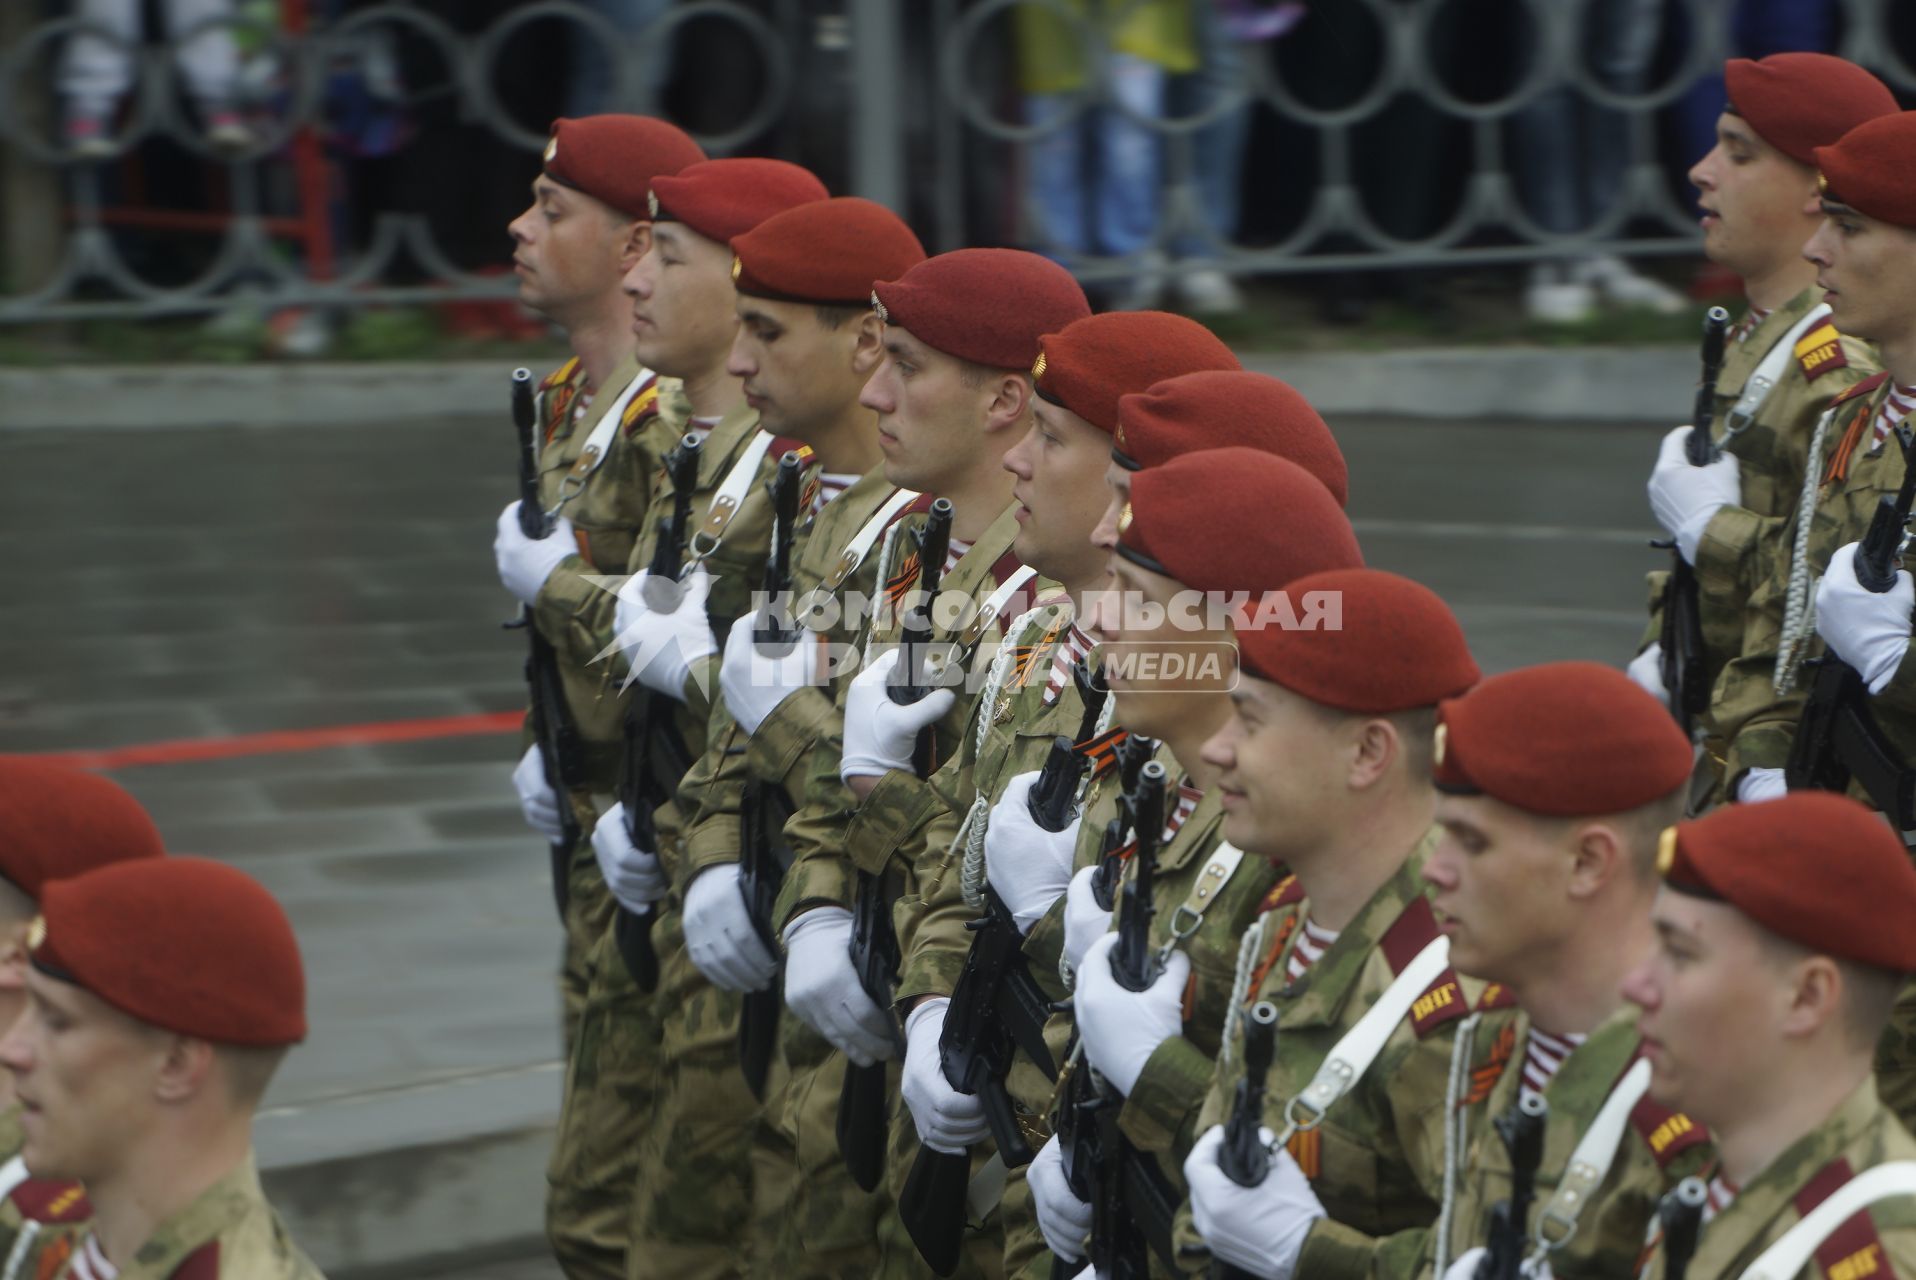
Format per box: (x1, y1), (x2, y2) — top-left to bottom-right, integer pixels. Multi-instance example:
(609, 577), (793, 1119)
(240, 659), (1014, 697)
(1475, 1093), (1548, 1280)
(508, 368), (587, 918)
(737, 452), (805, 1100)
(1210, 1001), (1280, 1280)
(1785, 425), (1916, 828)
(614, 432), (705, 992)
(840, 500), (956, 1191)
(1657, 1177), (1709, 1280)
(1657, 306), (1732, 735)
(900, 660), (1111, 1272)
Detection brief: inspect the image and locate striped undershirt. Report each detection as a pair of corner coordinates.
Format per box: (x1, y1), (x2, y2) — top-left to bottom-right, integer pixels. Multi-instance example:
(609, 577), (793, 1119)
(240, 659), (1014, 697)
(941, 539), (970, 578)
(1517, 1025), (1587, 1106)
(685, 415), (721, 444)
(1731, 305), (1770, 345)
(1285, 918), (1341, 983)
(68, 1235), (118, 1280)
(1872, 383), (1916, 446)
(1042, 625), (1097, 705)
(1701, 1172), (1739, 1225)
(1164, 780), (1203, 844)
(813, 472), (859, 517)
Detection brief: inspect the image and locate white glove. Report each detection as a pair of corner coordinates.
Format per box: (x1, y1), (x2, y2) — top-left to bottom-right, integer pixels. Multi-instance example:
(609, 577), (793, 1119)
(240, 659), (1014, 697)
(1028, 1133), (1092, 1261)
(1626, 643), (1671, 710)
(1648, 425), (1740, 565)
(900, 999), (988, 1153)
(1062, 866), (1115, 980)
(1184, 1125), (1325, 1280)
(1074, 932), (1189, 1097)
(720, 612), (820, 735)
(839, 646), (957, 782)
(1815, 542), (1916, 694)
(782, 906), (897, 1067)
(683, 864), (779, 993)
(589, 801), (666, 913)
(983, 772), (1081, 932)
(1736, 767), (1789, 803)
(1442, 1246), (1554, 1280)
(495, 502), (578, 606)
(511, 744), (565, 841)
(613, 567), (718, 699)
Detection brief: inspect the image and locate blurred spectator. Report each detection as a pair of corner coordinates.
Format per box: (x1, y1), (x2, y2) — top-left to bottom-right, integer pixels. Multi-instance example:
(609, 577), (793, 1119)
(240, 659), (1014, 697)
(566, 0), (672, 117)
(61, 0), (252, 156)
(1015, 0), (1196, 309)
(1508, 0), (1686, 321)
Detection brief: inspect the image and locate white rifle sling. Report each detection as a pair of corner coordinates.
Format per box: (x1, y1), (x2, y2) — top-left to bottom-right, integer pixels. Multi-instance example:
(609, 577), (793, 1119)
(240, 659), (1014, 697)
(1534, 1056), (1654, 1252)
(1738, 1161), (1916, 1280)
(1728, 304), (1833, 431)
(690, 429), (778, 559)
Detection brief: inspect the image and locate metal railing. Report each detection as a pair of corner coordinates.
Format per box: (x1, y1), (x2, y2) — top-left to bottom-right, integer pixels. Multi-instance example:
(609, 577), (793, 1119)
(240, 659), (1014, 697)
(2, 0), (1911, 322)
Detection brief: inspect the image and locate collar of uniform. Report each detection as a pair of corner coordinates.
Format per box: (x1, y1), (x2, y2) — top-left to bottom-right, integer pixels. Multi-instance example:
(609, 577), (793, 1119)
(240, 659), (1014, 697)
(1714, 285), (1822, 397)
(547, 353), (646, 451)
(123, 1151), (268, 1275)
(1152, 786), (1225, 876)
(1273, 827), (1443, 1032)
(688, 400), (766, 492)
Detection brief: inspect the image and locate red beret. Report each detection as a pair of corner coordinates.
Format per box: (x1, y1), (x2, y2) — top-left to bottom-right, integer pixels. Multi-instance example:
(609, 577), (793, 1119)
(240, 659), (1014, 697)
(1725, 54), (1896, 168)
(647, 157), (827, 246)
(542, 116), (706, 219)
(1033, 312), (1240, 434)
(871, 249), (1089, 370)
(1659, 792), (1916, 972)
(1816, 112), (1916, 229)
(1118, 448), (1359, 596)
(731, 197), (927, 306)
(0, 761), (163, 899)
(1115, 371), (1348, 507)
(33, 858), (305, 1046)
(1431, 662), (1692, 816)
(1236, 568), (1479, 714)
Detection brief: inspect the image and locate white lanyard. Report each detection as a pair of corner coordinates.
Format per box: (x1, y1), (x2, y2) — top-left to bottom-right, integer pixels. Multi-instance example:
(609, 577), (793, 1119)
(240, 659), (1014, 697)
(547, 372), (653, 516)
(1727, 304), (1833, 433)
(824, 488), (920, 591)
(690, 430), (779, 560)
(957, 564), (1040, 648)
(1535, 1056), (1654, 1253)
(1739, 1161), (1916, 1280)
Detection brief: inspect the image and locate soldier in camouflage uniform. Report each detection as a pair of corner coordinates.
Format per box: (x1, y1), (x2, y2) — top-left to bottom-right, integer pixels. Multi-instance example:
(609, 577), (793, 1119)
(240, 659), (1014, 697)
(1633, 55), (1892, 801)
(1161, 569), (1499, 1278)
(1246, 662), (1705, 1280)
(759, 247), (1098, 1277)
(1026, 449), (1363, 1277)
(4, 858), (321, 1279)
(1624, 794), (1916, 1280)
(605, 197), (929, 1279)
(542, 156), (830, 1280)
(489, 115), (706, 1047)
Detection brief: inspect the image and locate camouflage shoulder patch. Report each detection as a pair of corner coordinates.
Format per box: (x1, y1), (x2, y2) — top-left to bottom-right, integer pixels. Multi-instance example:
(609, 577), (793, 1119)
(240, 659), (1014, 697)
(1795, 321), (1851, 383)
(1378, 896), (1471, 1038)
(10, 1179), (90, 1224)
(1629, 1092), (1709, 1169)
(1793, 1158), (1894, 1280)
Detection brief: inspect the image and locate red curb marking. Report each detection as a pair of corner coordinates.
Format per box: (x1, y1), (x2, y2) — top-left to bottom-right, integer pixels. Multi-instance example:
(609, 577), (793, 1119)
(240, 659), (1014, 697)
(12, 710), (524, 772)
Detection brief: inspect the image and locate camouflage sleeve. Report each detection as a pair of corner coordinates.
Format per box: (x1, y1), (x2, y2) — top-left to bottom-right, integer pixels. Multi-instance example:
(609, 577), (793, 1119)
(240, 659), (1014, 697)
(1019, 897), (1070, 1006)
(1723, 704), (1804, 779)
(747, 685), (843, 790)
(1293, 1219), (1433, 1280)
(1639, 568), (1667, 655)
(843, 768), (942, 876)
(531, 555), (623, 672)
(1119, 1034), (1214, 1162)
(773, 743), (862, 931)
(893, 811), (972, 1005)
(1868, 639), (1916, 719)
(674, 712), (750, 887)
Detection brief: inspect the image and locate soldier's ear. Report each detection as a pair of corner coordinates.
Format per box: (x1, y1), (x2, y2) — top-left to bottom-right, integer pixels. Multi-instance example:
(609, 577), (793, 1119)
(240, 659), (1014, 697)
(152, 1034), (217, 1105)
(1777, 953), (1845, 1042)
(1566, 822), (1624, 900)
(850, 311), (886, 376)
(620, 221), (653, 272)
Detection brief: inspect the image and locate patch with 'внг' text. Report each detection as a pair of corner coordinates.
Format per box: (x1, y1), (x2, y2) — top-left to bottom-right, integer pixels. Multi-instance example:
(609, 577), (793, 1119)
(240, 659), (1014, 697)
(1796, 322), (1851, 382)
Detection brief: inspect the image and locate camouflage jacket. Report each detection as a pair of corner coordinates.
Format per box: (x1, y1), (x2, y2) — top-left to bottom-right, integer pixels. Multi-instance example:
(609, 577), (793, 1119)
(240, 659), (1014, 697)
(32, 1155), (324, 1279)
(668, 467), (910, 888)
(0, 1105), (95, 1280)
(1636, 1079), (1916, 1280)
(524, 356), (672, 793)
(1176, 837), (1517, 1279)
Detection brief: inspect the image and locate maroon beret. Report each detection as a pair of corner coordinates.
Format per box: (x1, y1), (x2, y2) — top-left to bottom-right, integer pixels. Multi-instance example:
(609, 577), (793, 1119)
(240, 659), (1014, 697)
(1236, 568), (1479, 714)
(1432, 662), (1693, 816)
(542, 116), (706, 219)
(1118, 447), (1360, 596)
(1659, 792), (1916, 972)
(647, 157), (828, 246)
(1033, 312), (1240, 434)
(870, 249), (1089, 370)
(731, 197), (927, 306)
(1726, 54), (1896, 168)
(34, 858), (306, 1046)
(1816, 112), (1916, 228)
(0, 760), (163, 899)
(1115, 371), (1348, 507)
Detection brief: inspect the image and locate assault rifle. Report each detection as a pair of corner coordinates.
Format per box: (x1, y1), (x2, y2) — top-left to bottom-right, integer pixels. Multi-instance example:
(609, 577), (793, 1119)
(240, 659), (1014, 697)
(614, 432), (705, 991)
(1475, 1093), (1548, 1280)
(898, 659), (1109, 1272)
(1658, 1177), (1709, 1280)
(1211, 1001), (1279, 1280)
(508, 368), (587, 918)
(1657, 306), (1732, 736)
(839, 501), (955, 1190)
(1784, 425), (1916, 829)
(1091, 733), (1159, 912)
(736, 452), (806, 1100)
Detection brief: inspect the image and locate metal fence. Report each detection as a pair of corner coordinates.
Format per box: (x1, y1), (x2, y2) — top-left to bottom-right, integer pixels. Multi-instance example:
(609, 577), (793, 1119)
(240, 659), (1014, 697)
(1, 0), (1911, 322)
